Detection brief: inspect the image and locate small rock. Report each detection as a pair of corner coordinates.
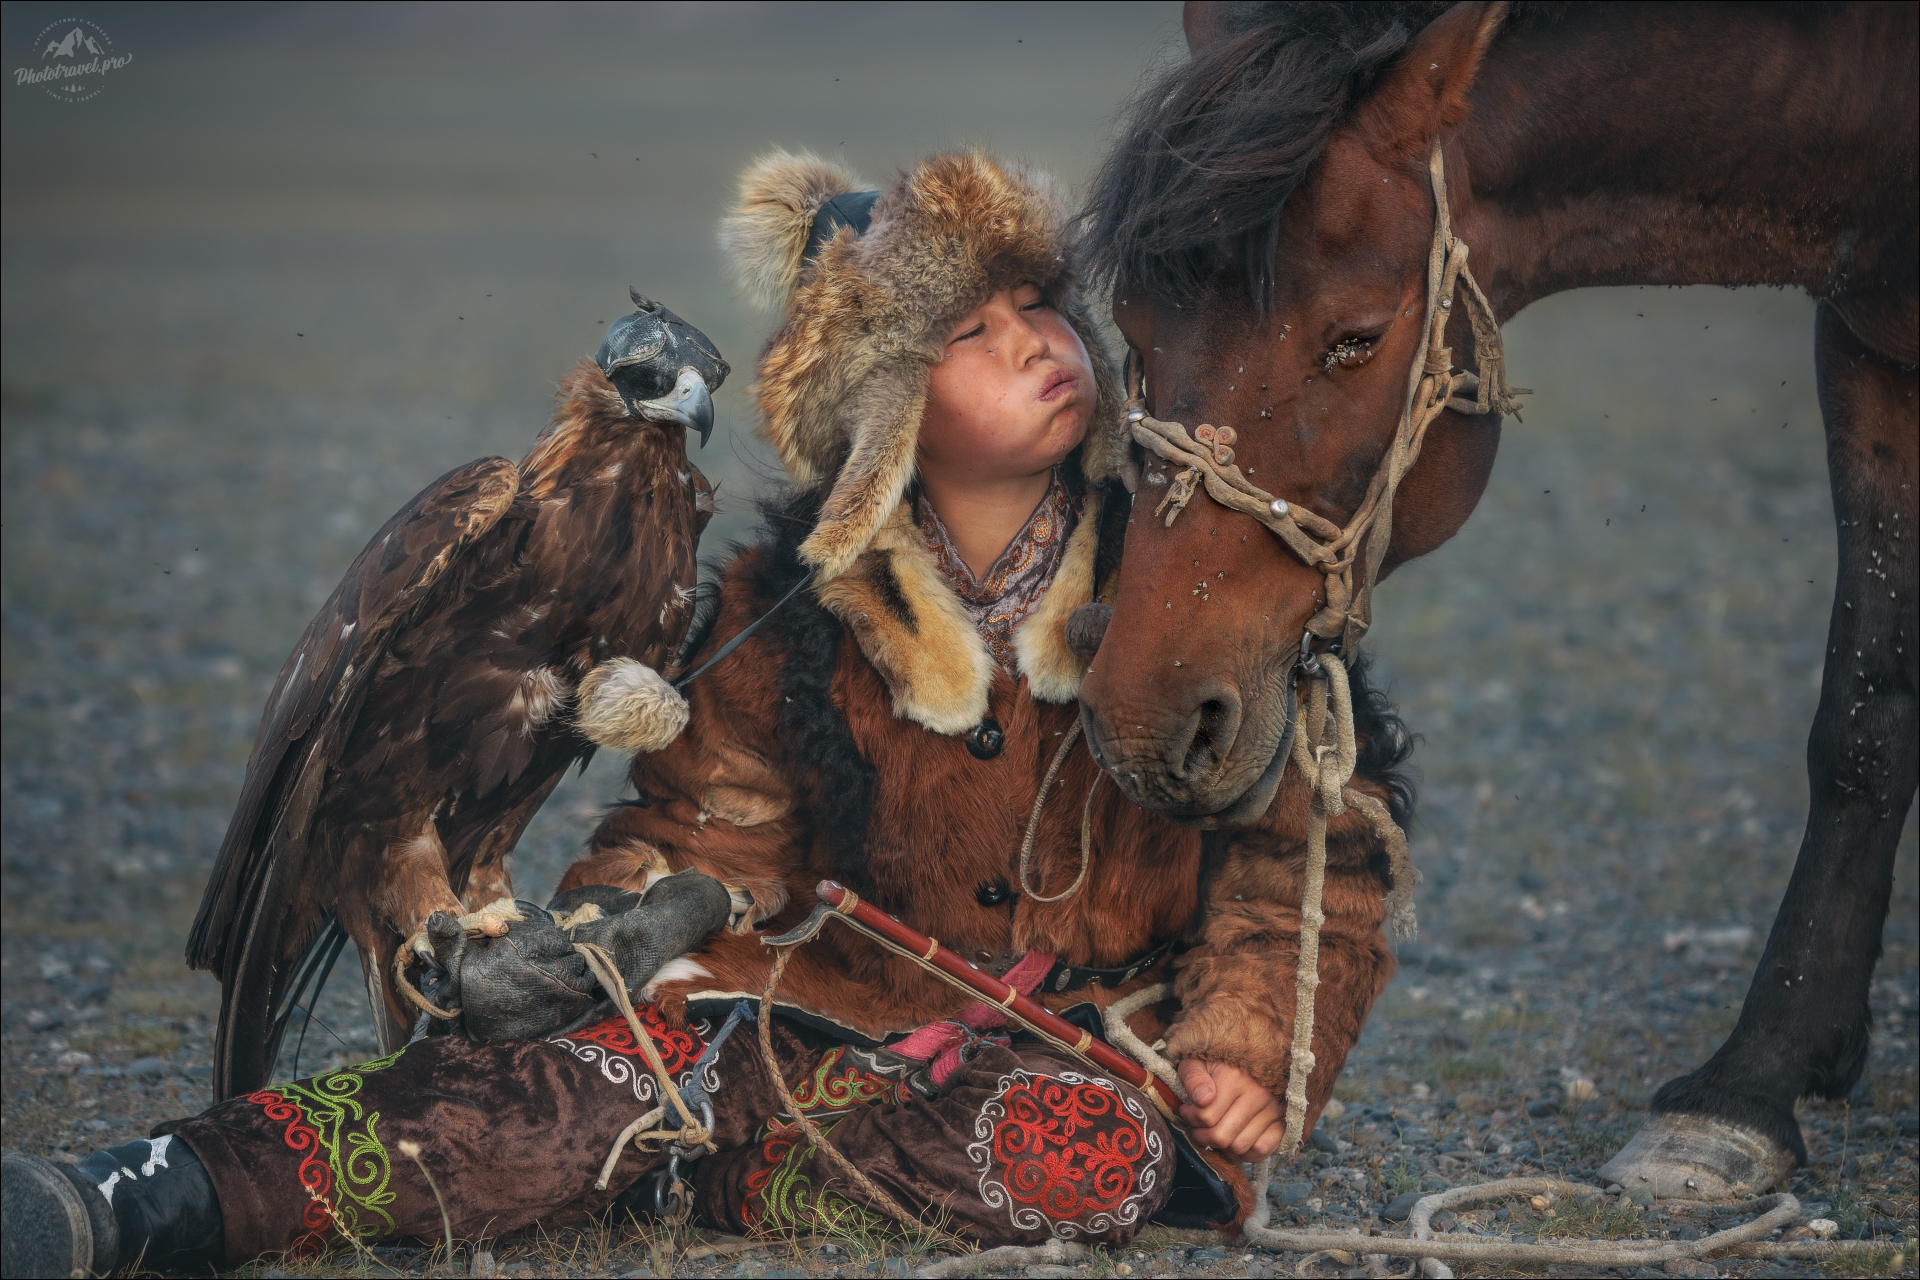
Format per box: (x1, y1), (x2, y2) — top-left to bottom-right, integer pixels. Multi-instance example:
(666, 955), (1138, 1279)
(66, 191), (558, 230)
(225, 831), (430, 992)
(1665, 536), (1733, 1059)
(470, 1251), (497, 1278)
(616, 1270), (653, 1279)
(1384, 1192), (1425, 1222)
(1529, 1194), (1554, 1212)
(1430, 1210), (1457, 1232)
(1322, 1098), (1348, 1121)
(1898, 1115), (1918, 1137)
(1629, 1186), (1656, 1208)
(1271, 1180), (1314, 1205)
(501, 1264), (528, 1276)
(128, 1056), (168, 1080)
(1564, 1077), (1598, 1104)
(1606, 1183), (1625, 1195)
(1806, 1218), (1838, 1239)
(39, 955), (74, 981)
(1115, 1267), (1133, 1278)
(877, 1261), (915, 1278)
(1310, 1127), (1340, 1154)
(1189, 1246), (1228, 1262)
(56, 1050), (93, 1071)
(1663, 1261), (1716, 1278)
(1525, 1098), (1561, 1118)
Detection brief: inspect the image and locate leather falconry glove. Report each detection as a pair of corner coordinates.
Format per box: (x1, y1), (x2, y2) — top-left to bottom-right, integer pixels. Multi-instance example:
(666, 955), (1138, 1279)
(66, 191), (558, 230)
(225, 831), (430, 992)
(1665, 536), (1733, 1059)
(422, 871), (731, 1042)
(422, 900), (600, 1042)
(555, 870), (732, 1021)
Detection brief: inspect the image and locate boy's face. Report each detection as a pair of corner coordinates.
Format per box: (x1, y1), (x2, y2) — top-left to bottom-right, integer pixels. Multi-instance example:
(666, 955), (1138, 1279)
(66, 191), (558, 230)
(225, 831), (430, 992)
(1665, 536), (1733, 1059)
(919, 283), (1093, 486)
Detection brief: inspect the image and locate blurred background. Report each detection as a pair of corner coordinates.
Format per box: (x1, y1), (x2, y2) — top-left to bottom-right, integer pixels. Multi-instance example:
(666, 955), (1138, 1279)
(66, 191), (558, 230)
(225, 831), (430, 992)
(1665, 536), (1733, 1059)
(2, 0), (1912, 1199)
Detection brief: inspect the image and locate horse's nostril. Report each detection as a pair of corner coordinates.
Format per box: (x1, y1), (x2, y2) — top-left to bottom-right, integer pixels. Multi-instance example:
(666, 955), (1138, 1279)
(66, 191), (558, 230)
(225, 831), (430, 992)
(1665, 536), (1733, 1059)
(1173, 695), (1237, 782)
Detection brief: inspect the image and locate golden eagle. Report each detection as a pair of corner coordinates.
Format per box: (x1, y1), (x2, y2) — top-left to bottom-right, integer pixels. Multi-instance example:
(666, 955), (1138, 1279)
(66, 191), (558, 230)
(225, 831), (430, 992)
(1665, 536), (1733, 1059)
(187, 292), (728, 1098)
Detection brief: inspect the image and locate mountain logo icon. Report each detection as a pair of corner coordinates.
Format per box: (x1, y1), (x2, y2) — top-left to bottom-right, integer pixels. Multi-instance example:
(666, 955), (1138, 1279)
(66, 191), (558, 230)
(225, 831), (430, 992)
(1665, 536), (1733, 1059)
(44, 28), (104, 60)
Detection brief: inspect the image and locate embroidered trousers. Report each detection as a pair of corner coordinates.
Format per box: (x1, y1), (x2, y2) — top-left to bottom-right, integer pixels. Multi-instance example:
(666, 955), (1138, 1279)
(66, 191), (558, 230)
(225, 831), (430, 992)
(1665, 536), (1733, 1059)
(165, 1004), (1176, 1265)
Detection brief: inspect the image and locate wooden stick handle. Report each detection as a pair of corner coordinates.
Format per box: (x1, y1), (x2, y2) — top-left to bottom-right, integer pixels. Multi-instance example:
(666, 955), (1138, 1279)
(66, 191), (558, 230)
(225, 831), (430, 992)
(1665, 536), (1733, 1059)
(811, 880), (1184, 1118)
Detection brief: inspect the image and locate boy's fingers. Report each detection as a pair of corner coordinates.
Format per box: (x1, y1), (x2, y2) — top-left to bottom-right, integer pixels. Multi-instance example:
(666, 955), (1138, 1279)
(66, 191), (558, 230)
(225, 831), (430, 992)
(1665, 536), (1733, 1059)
(1177, 1059), (1218, 1107)
(1195, 1090), (1266, 1150)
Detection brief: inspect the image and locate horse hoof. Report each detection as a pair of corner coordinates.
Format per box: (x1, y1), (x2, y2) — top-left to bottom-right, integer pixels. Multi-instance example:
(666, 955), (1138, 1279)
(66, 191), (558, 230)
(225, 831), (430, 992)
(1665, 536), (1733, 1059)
(1598, 1112), (1795, 1199)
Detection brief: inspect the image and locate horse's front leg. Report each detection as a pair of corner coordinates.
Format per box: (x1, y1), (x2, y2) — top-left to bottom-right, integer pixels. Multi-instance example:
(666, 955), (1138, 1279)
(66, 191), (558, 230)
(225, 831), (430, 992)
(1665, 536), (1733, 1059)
(1602, 296), (1919, 1197)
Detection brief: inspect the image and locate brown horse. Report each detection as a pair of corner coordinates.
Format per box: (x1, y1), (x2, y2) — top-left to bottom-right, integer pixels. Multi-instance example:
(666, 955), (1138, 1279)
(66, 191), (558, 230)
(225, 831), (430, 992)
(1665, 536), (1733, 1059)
(1079, 2), (1915, 1195)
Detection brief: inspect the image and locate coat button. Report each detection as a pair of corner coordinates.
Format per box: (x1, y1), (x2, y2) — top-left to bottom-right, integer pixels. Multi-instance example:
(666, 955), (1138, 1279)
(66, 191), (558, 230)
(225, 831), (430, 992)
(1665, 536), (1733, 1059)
(965, 715), (1004, 760)
(974, 878), (1011, 907)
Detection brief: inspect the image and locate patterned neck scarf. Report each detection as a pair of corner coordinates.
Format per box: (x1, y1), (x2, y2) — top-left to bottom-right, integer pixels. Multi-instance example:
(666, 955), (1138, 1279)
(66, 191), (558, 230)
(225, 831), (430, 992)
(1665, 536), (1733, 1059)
(916, 469), (1078, 672)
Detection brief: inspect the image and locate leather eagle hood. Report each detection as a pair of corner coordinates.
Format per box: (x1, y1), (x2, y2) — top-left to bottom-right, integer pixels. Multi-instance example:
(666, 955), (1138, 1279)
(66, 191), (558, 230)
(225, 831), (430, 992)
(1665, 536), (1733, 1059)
(718, 148), (1129, 582)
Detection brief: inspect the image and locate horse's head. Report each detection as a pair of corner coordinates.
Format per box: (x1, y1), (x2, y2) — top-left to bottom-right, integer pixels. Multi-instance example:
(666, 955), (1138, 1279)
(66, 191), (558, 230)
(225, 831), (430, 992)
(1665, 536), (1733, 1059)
(1079, 2), (1514, 825)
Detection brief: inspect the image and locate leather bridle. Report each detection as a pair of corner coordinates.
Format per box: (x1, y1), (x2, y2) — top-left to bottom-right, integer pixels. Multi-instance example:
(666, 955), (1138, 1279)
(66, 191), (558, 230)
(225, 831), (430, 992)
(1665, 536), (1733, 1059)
(1119, 139), (1526, 665)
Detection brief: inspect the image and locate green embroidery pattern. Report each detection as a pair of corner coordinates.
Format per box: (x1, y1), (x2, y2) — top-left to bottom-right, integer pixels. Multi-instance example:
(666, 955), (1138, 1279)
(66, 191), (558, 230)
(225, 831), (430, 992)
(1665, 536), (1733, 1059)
(248, 1048), (404, 1243)
(742, 1046), (898, 1233)
(746, 1114), (886, 1234)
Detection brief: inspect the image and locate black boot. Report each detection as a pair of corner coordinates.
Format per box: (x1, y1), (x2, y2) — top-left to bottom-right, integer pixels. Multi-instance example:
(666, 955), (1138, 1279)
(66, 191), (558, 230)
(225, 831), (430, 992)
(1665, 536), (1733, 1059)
(2, 1134), (224, 1277)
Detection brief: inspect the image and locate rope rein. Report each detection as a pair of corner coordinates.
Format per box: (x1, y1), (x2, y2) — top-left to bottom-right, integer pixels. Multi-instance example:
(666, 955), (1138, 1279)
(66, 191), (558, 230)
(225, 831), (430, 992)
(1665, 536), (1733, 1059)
(1015, 721), (1098, 904)
(1116, 139), (1514, 1155)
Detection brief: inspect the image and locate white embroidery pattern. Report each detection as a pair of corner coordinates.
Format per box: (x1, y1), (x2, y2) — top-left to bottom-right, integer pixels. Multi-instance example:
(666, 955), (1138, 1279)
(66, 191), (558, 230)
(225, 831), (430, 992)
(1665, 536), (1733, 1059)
(545, 1018), (715, 1105)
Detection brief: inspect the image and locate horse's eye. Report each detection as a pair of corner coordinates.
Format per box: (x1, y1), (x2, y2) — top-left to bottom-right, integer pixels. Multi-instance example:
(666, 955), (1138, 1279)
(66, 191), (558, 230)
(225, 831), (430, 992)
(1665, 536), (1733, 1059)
(1323, 337), (1376, 371)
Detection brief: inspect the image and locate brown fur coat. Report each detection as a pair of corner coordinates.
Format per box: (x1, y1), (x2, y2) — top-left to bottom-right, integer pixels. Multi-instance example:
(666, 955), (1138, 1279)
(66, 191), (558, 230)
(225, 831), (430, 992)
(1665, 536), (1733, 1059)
(557, 478), (1406, 1141)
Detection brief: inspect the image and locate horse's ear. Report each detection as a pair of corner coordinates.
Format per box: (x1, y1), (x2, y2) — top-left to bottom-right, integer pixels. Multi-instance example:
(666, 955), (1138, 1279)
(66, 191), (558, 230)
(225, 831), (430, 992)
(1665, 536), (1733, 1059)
(1357, 1), (1510, 156)
(1182, 1), (1236, 56)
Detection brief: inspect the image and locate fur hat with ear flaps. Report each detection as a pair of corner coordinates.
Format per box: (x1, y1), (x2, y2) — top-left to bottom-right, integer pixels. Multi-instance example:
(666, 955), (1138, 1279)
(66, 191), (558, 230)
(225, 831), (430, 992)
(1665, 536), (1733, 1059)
(719, 148), (1129, 582)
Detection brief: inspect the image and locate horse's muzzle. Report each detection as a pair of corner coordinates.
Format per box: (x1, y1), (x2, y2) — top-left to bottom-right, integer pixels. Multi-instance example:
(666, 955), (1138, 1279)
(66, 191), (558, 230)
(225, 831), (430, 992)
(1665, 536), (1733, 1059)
(1082, 668), (1297, 829)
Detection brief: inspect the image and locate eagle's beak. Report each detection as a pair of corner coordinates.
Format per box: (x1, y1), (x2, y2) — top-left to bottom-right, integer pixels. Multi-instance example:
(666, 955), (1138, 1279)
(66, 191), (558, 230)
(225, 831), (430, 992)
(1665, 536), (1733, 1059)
(637, 367), (714, 446)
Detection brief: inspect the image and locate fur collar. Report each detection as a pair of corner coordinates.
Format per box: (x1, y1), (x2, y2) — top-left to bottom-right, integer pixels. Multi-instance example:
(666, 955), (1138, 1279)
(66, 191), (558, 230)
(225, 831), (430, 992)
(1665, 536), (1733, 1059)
(814, 487), (1105, 734)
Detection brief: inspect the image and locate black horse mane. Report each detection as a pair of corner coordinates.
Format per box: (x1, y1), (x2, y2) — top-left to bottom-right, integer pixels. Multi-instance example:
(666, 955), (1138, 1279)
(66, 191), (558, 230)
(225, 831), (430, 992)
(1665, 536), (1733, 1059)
(1083, 1), (1838, 311)
(1344, 651), (1418, 832)
(1082, 2), (1451, 310)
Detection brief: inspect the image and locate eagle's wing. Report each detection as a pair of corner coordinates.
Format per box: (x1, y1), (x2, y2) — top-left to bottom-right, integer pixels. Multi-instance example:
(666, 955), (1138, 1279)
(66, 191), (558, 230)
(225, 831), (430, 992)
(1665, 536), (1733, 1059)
(188, 457), (518, 1089)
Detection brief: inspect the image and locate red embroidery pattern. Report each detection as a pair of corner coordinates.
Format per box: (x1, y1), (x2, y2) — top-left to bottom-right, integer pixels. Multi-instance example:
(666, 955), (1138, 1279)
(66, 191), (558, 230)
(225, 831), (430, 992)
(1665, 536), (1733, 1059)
(968, 1069), (1162, 1238)
(994, 1078), (1142, 1217)
(563, 1007), (703, 1076)
(247, 1091), (333, 1259)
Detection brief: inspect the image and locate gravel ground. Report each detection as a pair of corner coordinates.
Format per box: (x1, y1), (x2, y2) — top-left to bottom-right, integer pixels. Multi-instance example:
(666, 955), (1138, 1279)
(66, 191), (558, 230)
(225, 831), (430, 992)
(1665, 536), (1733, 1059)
(3, 6), (1914, 1278)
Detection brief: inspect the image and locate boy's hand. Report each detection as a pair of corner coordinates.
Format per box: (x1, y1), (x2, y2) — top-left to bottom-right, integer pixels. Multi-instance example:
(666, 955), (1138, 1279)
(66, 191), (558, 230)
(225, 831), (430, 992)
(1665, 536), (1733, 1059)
(1177, 1059), (1285, 1156)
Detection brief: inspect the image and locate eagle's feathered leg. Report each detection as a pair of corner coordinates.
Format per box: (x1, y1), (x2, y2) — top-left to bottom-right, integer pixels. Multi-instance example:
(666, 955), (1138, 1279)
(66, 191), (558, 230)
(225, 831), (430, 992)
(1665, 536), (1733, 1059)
(462, 852), (516, 913)
(372, 823), (465, 963)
